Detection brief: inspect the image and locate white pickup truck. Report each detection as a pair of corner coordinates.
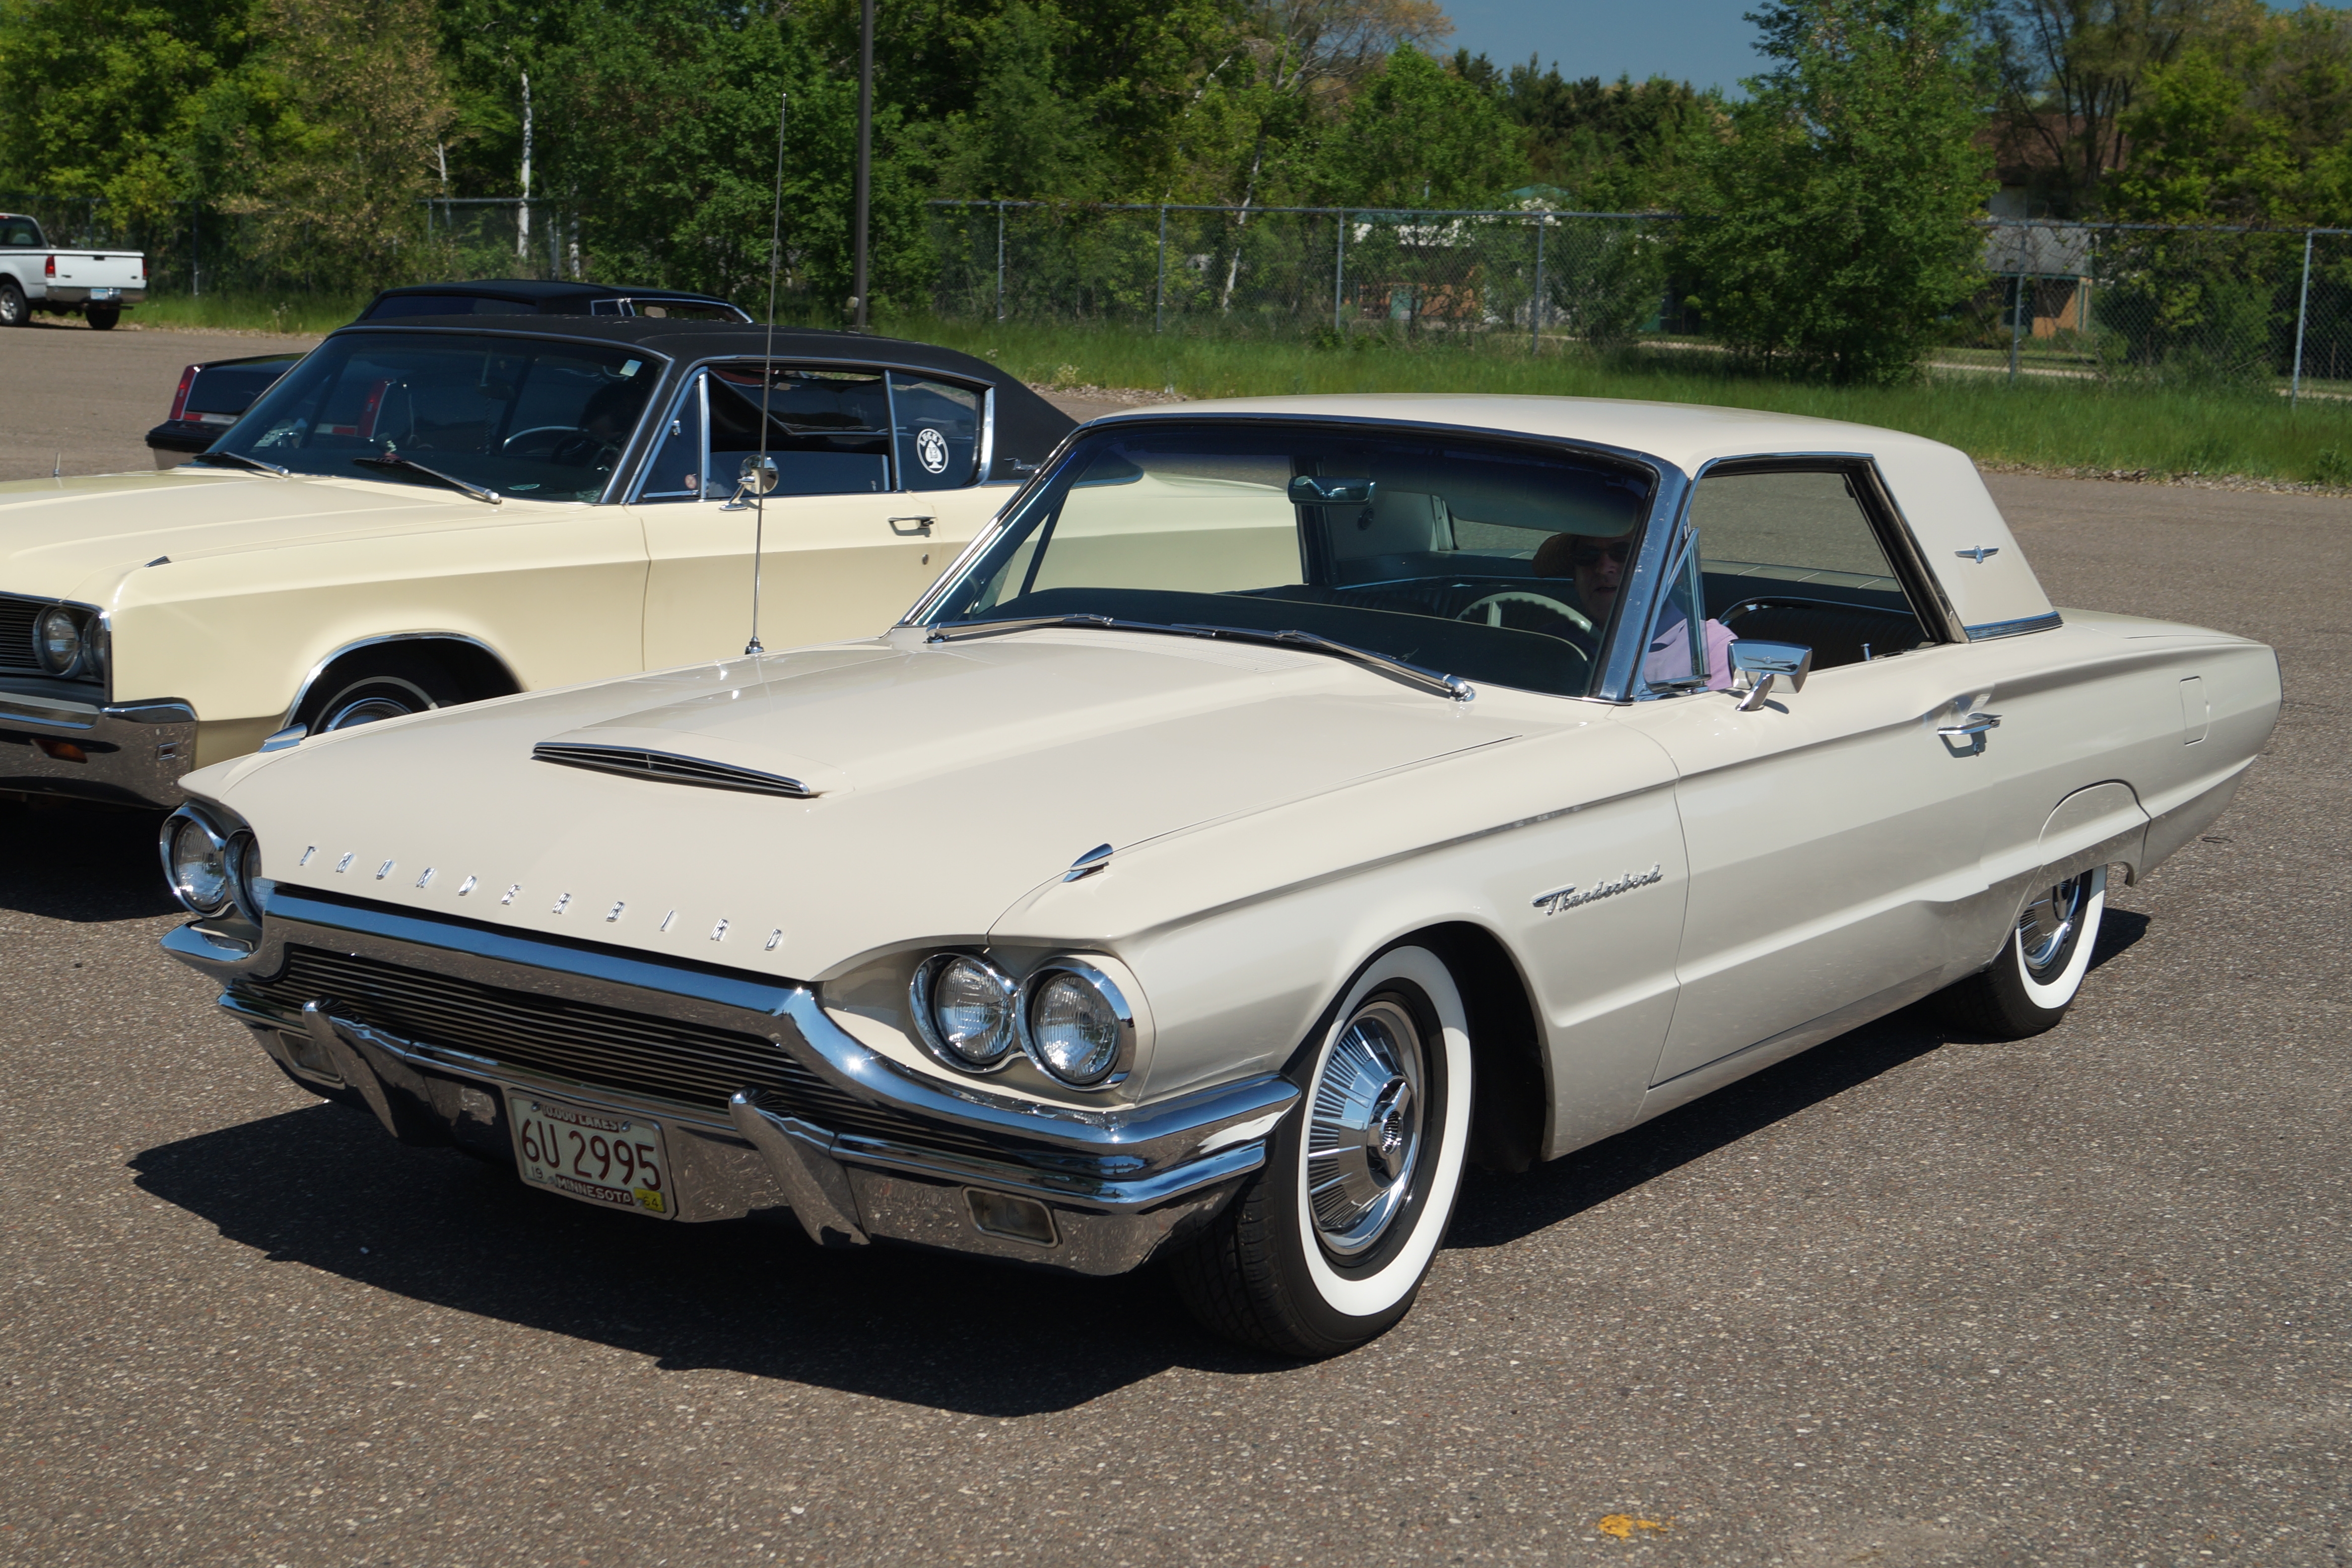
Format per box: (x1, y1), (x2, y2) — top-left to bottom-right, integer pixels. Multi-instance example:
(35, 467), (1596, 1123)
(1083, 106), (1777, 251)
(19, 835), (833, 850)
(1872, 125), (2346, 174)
(0, 212), (146, 329)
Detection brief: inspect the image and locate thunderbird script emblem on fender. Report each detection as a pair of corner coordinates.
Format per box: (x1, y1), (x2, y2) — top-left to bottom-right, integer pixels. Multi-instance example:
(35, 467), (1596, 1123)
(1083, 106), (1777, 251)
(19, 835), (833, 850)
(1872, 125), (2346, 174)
(1532, 863), (1664, 916)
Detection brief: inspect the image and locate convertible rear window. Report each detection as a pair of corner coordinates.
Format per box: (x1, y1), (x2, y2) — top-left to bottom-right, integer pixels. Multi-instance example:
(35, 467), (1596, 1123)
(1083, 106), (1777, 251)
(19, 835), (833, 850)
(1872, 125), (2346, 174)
(215, 332), (660, 502)
(916, 422), (1654, 699)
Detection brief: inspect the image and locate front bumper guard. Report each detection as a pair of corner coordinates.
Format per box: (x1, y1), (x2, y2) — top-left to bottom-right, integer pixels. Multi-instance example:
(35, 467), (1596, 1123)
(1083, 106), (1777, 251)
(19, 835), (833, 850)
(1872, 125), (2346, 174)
(0, 691), (196, 806)
(167, 903), (1297, 1277)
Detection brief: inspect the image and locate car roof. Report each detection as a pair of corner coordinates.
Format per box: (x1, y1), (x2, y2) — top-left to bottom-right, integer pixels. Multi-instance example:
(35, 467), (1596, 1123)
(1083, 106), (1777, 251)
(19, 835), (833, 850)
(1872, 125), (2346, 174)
(1087, 392), (1963, 479)
(320, 318), (1078, 477)
(366, 278), (733, 307)
(330, 316), (1027, 381)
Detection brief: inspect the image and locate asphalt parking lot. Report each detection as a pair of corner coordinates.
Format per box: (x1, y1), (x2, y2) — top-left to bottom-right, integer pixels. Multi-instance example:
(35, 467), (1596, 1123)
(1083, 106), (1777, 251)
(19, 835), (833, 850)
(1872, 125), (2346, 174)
(0, 344), (2346, 1565)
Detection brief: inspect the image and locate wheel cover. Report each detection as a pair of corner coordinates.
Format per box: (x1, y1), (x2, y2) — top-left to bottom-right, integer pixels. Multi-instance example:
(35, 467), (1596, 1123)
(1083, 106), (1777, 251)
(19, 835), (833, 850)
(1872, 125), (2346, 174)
(2018, 873), (2089, 978)
(1305, 998), (1426, 1257)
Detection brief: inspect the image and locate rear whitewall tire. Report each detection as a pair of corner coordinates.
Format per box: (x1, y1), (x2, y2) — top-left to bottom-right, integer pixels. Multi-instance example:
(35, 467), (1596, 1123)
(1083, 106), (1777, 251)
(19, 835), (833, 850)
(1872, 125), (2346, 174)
(1938, 866), (2108, 1039)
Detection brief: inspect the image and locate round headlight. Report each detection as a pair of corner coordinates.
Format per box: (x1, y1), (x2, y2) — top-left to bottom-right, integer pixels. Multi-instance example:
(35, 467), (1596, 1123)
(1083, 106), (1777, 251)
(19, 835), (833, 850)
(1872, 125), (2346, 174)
(914, 954), (1016, 1068)
(1023, 966), (1130, 1086)
(34, 606), (82, 675)
(165, 814), (231, 914)
(228, 832), (265, 922)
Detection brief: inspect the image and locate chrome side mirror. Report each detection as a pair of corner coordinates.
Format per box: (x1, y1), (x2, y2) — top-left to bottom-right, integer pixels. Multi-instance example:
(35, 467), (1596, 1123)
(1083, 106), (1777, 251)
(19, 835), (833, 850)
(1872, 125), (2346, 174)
(1729, 639), (1813, 712)
(723, 454), (780, 511)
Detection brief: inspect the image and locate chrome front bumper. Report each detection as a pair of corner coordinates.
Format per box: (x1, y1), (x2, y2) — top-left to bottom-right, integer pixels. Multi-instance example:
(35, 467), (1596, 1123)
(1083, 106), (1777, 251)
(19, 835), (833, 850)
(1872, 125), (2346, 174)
(0, 689), (195, 806)
(162, 890), (1297, 1276)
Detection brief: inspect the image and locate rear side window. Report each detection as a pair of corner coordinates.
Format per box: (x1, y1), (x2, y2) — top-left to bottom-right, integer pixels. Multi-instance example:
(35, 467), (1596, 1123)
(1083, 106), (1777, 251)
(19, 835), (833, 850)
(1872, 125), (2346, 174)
(1689, 467), (1932, 670)
(0, 217), (41, 248)
(891, 372), (982, 489)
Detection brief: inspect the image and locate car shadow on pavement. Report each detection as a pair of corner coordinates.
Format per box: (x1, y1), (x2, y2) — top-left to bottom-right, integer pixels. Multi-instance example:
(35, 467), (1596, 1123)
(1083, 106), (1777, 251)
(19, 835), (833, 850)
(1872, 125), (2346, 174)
(126, 909), (2152, 1414)
(1449, 906), (2150, 1252)
(130, 1100), (1267, 1416)
(0, 798), (179, 921)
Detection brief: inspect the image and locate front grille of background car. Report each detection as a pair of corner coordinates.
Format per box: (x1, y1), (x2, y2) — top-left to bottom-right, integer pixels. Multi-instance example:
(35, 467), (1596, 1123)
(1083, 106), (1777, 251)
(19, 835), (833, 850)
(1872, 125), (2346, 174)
(230, 945), (1014, 1163)
(0, 598), (40, 674)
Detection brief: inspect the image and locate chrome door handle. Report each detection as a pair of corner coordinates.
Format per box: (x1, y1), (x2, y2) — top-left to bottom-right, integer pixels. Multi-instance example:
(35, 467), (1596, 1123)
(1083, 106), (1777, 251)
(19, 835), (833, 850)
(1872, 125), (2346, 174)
(888, 515), (935, 536)
(1937, 711), (2002, 737)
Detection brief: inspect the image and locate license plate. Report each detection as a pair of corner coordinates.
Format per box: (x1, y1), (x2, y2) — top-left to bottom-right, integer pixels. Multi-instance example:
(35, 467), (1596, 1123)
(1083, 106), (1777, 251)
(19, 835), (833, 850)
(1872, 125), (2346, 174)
(89, 287), (117, 300)
(510, 1092), (672, 1218)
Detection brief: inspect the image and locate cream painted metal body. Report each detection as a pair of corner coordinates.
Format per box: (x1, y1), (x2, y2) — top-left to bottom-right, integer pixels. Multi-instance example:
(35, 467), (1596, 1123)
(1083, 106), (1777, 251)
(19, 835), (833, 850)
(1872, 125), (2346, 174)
(0, 314), (1052, 807)
(161, 396), (2281, 1284)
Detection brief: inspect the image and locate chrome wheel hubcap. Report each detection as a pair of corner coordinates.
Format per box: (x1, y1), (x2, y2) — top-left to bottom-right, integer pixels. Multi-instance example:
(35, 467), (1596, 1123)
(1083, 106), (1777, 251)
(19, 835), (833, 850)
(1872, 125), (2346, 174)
(1306, 998), (1426, 1257)
(321, 695), (418, 730)
(2018, 873), (2088, 976)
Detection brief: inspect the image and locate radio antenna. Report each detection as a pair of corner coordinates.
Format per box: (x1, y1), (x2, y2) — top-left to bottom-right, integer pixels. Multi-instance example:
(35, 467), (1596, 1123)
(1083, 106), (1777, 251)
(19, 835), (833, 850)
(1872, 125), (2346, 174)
(747, 88), (788, 657)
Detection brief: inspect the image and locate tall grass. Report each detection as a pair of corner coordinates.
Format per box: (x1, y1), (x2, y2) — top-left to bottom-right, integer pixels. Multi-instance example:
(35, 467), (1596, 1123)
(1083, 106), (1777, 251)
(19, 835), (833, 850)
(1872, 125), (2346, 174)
(902, 315), (2352, 487)
(134, 291), (364, 337)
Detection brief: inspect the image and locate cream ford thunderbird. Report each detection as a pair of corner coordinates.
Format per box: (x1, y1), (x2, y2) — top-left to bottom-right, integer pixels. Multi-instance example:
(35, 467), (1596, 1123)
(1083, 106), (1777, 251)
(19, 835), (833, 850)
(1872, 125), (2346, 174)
(159, 397), (2280, 1356)
(0, 318), (1069, 807)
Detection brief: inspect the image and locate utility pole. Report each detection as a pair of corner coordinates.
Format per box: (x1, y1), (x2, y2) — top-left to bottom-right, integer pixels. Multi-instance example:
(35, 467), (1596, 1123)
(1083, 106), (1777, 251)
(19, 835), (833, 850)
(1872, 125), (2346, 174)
(518, 71), (533, 264)
(852, 0), (874, 328)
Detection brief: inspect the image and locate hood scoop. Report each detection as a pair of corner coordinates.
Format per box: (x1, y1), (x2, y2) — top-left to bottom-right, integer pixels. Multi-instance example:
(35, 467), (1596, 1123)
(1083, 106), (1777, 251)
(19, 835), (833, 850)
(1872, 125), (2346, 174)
(532, 741), (818, 799)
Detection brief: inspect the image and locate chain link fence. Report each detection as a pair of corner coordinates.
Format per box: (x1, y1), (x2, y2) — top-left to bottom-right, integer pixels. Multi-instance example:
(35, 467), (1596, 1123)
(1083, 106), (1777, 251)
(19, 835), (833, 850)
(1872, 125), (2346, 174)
(0, 194), (584, 298)
(930, 200), (2352, 400)
(927, 200), (1682, 346)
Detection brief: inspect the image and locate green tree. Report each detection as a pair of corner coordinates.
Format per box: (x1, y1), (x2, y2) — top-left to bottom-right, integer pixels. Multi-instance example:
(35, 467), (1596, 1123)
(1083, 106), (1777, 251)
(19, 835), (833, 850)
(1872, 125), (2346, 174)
(1457, 55), (1723, 211)
(1306, 45), (1529, 207)
(1682, 0), (1992, 383)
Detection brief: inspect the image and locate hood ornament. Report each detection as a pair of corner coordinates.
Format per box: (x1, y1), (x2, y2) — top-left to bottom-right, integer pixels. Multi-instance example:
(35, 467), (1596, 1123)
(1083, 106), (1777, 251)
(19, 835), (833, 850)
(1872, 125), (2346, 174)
(1064, 843), (1113, 882)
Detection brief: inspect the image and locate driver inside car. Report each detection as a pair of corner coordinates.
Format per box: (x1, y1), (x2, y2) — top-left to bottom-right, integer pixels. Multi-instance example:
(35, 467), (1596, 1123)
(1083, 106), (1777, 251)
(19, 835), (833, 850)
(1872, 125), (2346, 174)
(1536, 530), (1735, 690)
(553, 380), (650, 469)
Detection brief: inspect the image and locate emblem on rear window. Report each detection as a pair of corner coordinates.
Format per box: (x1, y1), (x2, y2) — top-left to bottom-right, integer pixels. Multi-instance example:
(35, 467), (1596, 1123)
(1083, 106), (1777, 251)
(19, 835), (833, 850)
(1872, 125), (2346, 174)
(1533, 863), (1663, 916)
(915, 427), (949, 474)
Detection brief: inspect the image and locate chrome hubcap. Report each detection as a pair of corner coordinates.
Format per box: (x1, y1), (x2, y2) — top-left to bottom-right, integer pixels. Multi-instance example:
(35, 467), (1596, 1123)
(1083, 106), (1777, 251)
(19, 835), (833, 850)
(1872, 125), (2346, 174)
(321, 695), (418, 730)
(2018, 873), (2088, 976)
(1306, 998), (1426, 1257)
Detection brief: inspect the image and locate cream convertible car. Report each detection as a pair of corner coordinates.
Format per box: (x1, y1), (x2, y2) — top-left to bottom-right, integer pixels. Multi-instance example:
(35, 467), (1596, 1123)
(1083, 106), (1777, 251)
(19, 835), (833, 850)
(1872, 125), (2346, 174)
(160, 398), (2279, 1356)
(0, 318), (1070, 807)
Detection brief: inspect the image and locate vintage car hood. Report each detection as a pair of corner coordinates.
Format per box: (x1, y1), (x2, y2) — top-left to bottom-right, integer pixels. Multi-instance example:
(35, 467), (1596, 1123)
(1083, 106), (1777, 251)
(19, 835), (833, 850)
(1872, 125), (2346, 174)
(0, 469), (553, 603)
(191, 630), (1531, 978)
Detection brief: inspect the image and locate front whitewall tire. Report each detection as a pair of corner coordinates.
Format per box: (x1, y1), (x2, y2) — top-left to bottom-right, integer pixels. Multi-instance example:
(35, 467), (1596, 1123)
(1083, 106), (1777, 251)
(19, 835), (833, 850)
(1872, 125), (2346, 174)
(1293, 946), (1472, 1320)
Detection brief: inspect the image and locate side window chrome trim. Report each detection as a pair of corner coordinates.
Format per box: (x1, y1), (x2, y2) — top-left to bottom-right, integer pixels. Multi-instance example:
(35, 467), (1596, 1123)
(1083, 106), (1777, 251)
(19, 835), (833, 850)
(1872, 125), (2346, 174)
(1967, 611), (2065, 641)
(623, 368), (709, 505)
(1631, 451), (1969, 699)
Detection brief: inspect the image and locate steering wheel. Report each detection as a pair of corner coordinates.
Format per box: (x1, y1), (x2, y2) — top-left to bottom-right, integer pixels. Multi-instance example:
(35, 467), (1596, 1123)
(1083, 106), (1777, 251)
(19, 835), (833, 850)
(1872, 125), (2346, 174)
(1456, 590), (1594, 637)
(504, 424), (618, 469)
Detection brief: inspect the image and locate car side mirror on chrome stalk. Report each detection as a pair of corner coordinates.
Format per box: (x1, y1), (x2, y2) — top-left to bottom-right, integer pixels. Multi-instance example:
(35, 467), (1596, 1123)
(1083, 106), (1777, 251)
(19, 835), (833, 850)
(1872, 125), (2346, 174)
(722, 454), (780, 511)
(1729, 639), (1813, 712)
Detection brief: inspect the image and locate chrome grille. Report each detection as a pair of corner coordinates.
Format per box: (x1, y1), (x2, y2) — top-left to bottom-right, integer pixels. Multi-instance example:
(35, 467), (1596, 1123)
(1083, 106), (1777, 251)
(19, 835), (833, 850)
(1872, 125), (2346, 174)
(532, 742), (813, 798)
(230, 945), (1008, 1160)
(0, 598), (38, 674)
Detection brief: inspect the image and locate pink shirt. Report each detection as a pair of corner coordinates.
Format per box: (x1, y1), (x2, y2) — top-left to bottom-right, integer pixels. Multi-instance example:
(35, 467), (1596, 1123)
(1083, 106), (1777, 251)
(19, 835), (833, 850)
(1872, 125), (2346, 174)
(1644, 617), (1737, 691)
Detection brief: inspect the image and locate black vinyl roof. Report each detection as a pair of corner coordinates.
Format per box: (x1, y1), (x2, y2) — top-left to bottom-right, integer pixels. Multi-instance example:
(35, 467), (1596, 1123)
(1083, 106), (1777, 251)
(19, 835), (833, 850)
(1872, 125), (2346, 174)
(328, 316), (1076, 482)
(364, 278), (735, 309)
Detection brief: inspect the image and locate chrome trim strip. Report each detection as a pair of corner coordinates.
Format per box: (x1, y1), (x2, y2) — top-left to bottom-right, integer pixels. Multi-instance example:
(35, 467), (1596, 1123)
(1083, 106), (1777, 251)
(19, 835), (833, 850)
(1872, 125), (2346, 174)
(976, 385), (997, 481)
(164, 889), (1301, 1173)
(531, 741), (815, 798)
(1967, 611), (2065, 642)
(277, 632), (522, 729)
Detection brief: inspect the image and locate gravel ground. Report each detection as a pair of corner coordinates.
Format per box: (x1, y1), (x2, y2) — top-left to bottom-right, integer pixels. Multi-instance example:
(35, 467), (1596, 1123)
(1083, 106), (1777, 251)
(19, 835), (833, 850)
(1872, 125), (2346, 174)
(0, 370), (2344, 1565)
(0, 318), (322, 480)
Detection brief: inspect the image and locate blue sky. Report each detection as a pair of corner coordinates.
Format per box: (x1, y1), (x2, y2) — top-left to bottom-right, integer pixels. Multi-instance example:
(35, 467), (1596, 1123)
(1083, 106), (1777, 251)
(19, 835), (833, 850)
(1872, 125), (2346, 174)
(1438, 0), (1767, 94)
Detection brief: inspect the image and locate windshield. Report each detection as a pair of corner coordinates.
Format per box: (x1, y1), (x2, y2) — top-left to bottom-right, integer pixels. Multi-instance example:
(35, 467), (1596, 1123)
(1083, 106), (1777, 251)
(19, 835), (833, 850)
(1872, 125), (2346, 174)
(916, 422), (1653, 699)
(214, 331), (661, 502)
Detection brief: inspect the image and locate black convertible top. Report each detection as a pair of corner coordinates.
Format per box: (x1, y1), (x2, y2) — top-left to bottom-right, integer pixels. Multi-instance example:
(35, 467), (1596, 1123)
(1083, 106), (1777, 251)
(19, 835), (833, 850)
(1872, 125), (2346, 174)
(330, 316), (1074, 483)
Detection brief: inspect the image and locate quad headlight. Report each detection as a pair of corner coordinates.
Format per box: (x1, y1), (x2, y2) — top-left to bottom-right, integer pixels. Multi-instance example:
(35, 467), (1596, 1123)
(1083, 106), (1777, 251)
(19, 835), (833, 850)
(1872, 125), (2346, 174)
(159, 804), (265, 923)
(34, 605), (88, 676)
(909, 953), (1019, 1069)
(908, 953), (1140, 1089)
(1020, 963), (1132, 1086)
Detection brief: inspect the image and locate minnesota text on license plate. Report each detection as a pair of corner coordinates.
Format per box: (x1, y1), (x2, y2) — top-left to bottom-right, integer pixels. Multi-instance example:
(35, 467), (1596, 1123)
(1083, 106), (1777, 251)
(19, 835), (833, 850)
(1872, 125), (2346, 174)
(511, 1093), (672, 1217)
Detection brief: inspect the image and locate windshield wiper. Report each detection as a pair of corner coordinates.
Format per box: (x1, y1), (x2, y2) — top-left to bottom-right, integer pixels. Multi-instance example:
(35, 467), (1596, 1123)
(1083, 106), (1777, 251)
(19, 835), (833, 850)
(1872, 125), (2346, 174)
(1174, 623), (1476, 703)
(189, 450), (289, 478)
(925, 614), (1474, 702)
(353, 452), (502, 506)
